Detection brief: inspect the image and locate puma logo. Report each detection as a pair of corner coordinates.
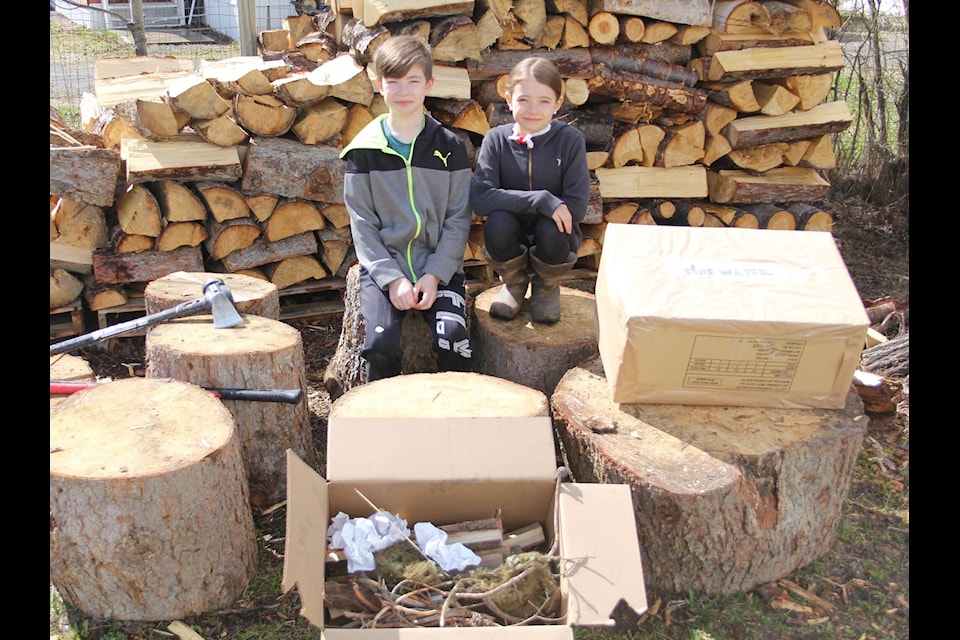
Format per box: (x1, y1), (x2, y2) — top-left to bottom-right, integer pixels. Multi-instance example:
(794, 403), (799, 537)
(556, 158), (562, 166)
(434, 150), (452, 167)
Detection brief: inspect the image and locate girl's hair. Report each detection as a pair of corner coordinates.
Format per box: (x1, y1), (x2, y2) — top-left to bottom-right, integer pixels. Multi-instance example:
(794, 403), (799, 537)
(373, 35), (434, 81)
(504, 57), (564, 100)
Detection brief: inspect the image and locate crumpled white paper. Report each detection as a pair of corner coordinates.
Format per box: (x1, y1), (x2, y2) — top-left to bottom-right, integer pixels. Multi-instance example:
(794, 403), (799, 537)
(327, 511), (481, 574)
(413, 522), (482, 572)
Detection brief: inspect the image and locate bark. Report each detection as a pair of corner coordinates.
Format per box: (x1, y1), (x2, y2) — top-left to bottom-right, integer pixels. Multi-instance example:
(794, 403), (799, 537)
(92, 246), (205, 284)
(50, 146), (121, 207)
(241, 137), (345, 204)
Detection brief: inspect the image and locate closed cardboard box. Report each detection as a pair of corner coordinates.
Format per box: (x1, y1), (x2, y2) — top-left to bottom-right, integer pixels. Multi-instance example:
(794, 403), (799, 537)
(595, 225), (869, 409)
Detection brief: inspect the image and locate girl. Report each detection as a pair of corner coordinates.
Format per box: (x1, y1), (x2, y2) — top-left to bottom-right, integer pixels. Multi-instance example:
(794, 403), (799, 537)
(471, 57), (590, 324)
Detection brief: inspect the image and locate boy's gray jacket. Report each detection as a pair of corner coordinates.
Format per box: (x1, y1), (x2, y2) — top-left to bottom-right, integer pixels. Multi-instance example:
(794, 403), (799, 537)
(340, 114), (472, 290)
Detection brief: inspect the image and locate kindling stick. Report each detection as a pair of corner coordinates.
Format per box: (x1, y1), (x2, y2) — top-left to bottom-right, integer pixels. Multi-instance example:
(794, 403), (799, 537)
(50, 381), (302, 404)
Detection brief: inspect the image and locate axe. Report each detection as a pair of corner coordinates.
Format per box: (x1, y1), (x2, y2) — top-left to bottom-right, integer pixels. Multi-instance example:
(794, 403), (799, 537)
(50, 278), (243, 356)
(50, 381), (302, 404)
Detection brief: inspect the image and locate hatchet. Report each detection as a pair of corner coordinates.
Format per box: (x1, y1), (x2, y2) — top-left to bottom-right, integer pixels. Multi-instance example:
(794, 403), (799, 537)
(50, 278), (244, 356)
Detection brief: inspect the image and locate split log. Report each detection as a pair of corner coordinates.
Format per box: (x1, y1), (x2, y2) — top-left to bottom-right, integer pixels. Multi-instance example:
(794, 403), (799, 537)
(698, 27), (815, 56)
(723, 101), (852, 149)
(778, 0), (841, 31)
(135, 98), (188, 137)
(147, 180), (207, 222)
(115, 183), (163, 237)
(591, 0), (714, 27)
(640, 21), (678, 44)
(726, 141), (792, 172)
(361, 0), (474, 28)
(92, 246), (205, 284)
(157, 221), (208, 251)
(292, 97), (349, 145)
(472, 285), (599, 396)
(468, 47), (594, 79)
(219, 231), (319, 272)
(51, 200), (110, 251)
(264, 198), (326, 241)
(50, 378), (258, 620)
(560, 15), (591, 48)
(669, 24), (712, 45)
(233, 93), (297, 136)
(798, 134), (837, 169)
(50, 146), (121, 207)
(246, 193), (280, 222)
(111, 227), (155, 254)
(145, 316), (311, 508)
(49, 353), (96, 412)
(759, 0), (812, 34)
(82, 276), (128, 311)
(122, 137), (243, 184)
(320, 202), (352, 228)
(144, 270), (280, 319)
(329, 371), (550, 418)
(262, 254), (328, 289)
(753, 80), (800, 115)
(474, 9), (505, 50)
(241, 137), (345, 204)
(699, 79), (761, 113)
(50, 243), (95, 275)
(259, 29), (292, 52)
(285, 14), (318, 49)
(702, 134), (734, 165)
(851, 369), (901, 414)
(858, 332), (909, 379)
(204, 217), (262, 261)
(273, 72), (335, 108)
(595, 165), (709, 199)
(707, 167), (830, 204)
(653, 130), (705, 168)
(51, 268), (84, 309)
(198, 56), (275, 97)
(165, 73), (231, 120)
(430, 14), (483, 62)
(428, 98), (490, 136)
(340, 18), (391, 65)
(712, 0), (772, 33)
(551, 355), (868, 594)
(195, 181), (253, 222)
(192, 114), (250, 147)
(706, 41), (846, 82)
(317, 226), (353, 275)
(295, 31), (341, 63)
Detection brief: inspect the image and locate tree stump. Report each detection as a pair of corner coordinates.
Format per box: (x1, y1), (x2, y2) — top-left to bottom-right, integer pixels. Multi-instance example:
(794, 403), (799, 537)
(472, 285), (598, 396)
(145, 314), (311, 509)
(145, 270), (280, 319)
(329, 371), (549, 419)
(324, 263), (470, 400)
(551, 355), (868, 595)
(50, 353), (96, 412)
(50, 377), (258, 621)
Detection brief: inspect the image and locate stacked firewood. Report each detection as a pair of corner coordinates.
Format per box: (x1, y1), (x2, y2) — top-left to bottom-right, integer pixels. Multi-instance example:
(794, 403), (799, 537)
(49, 0), (852, 316)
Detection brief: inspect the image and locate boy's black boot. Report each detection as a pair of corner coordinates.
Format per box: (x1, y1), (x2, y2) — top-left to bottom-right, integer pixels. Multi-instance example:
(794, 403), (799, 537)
(483, 247), (529, 320)
(528, 249), (577, 324)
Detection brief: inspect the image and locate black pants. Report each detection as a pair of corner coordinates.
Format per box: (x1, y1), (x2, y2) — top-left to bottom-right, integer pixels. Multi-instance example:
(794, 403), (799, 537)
(359, 266), (473, 381)
(482, 210), (574, 263)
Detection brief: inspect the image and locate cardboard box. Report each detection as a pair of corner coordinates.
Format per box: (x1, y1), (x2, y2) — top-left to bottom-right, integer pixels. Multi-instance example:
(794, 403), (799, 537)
(282, 416), (648, 638)
(595, 225), (869, 409)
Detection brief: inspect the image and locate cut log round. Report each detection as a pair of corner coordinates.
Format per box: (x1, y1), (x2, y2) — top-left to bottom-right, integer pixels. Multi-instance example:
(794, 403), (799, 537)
(50, 354), (96, 412)
(472, 285), (598, 396)
(50, 377), (258, 621)
(551, 355), (868, 595)
(144, 270), (280, 319)
(145, 315), (312, 508)
(329, 371), (549, 419)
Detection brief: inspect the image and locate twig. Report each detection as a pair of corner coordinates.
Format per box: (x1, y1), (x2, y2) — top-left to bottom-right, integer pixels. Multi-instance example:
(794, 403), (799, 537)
(352, 487), (434, 565)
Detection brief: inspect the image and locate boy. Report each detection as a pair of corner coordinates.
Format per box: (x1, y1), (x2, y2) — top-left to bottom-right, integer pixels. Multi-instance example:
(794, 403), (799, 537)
(340, 36), (473, 382)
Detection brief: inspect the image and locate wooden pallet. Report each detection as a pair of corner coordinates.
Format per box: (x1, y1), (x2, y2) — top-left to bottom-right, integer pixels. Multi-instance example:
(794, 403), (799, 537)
(278, 277), (347, 323)
(97, 295), (147, 336)
(50, 300), (85, 340)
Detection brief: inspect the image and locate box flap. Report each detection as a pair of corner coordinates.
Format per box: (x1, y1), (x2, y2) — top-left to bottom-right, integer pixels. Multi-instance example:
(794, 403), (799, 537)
(282, 449), (330, 629)
(559, 483), (647, 626)
(327, 417), (557, 482)
(323, 627), (573, 639)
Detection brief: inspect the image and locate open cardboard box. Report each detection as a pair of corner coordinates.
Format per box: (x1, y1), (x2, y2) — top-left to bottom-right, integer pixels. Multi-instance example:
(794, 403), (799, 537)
(282, 416), (648, 638)
(595, 225), (870, 409)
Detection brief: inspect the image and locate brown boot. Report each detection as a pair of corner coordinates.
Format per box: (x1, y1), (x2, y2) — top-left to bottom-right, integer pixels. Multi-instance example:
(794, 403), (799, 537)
(529, 249), (577, 324)
(483, 247), (530, 320)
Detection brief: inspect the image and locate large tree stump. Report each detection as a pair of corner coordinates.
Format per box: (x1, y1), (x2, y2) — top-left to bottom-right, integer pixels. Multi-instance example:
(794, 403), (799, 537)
(329, 371), (549, 419)
(472, 285), (598, 396)
(551, 355), (868, 595)
(50, 377), (258, 621)
(144, 270), (281, 319)
(324, 262), (469, 400)
(145, 314), (311, 509)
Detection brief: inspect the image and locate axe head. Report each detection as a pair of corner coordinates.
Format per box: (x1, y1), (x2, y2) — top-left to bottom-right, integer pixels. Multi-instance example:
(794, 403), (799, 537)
(203, 279), (244, 329)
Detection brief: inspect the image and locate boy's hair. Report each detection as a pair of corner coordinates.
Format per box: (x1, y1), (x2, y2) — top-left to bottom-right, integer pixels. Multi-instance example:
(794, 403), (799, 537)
(372, 35), (434, 81)
(505, 57), (564, 100)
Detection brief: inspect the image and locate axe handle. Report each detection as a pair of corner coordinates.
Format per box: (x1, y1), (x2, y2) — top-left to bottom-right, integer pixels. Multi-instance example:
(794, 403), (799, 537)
(50, 382), (303, 405)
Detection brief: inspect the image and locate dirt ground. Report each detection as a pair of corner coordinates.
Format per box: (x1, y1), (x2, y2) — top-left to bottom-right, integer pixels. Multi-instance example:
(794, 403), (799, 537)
(52, 193), (909, 639)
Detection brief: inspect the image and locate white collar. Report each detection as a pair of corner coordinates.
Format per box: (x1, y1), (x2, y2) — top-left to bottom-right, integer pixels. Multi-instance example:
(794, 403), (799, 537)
(508, 122), (552, 149)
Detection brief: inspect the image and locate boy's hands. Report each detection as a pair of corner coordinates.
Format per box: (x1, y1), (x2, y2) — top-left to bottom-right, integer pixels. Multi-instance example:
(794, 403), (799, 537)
(551, 203), (574, 234)
(413, 273), (439, 310)
(388, 274), (439, 310)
